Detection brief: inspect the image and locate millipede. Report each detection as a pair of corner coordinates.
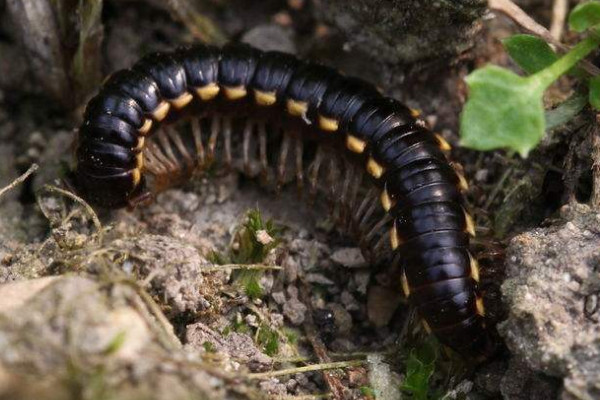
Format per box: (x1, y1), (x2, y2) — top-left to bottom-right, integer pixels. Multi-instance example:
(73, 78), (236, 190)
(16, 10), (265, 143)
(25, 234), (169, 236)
(72, 42), (496, 360)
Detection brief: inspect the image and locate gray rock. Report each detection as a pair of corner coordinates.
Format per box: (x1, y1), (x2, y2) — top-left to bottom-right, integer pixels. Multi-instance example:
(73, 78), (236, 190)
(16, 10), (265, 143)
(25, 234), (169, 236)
(499, 204), (600, 400)
(321, 0), (485, 64)
(110, 234), (223, 314)
(242, 24), (296, 53)
(0, 276), (234, 399)
(283, 297), (307, 325)
(186, 323), (272, 372)
(330, 247), (367, 268)
(367, 286), (402, 328)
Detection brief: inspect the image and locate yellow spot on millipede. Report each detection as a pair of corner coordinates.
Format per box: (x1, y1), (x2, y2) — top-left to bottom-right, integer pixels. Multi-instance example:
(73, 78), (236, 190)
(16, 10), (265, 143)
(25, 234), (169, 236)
(464, 208), (476, 237)
(170, 92), (193, 109)
(254, 90), (277, 106)
(151, 101), (170, 121)
(469, 252), (480, 283)
(456, 172), (468, 191)
(135, 152), (144, 169)
(435, 133), (452, 151)
(131, 168), (141, 186)
(476, 297), (485, 316)
(390, 222), (401, 250)
(409, 108), (421, 117)
(401, 271), (410, 297)
(286, 99), (308, 117)
(318, 115), (339, 132)
(380, 188), (394, 211)
(132, 137), (145, 152)
(138, 118), (153, 135)
(346, 135), (366, 153)
(195, 83), (220, 100)
(367, 157), (385, 179)
(422, 320), (432, 334)
(223, 85), (247, 100)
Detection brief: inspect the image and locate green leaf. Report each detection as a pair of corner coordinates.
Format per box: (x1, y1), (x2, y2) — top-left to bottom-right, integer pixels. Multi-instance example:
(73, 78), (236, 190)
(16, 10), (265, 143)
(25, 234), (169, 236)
(589, 76), (600, 109)
(102, 331), (126, 355)
(545, 92), (588, 129)
(569, 1), (600, 32)
(400, 343), (437, 400)
(460, 65), (546, 157)
(502, 34), (559, 75)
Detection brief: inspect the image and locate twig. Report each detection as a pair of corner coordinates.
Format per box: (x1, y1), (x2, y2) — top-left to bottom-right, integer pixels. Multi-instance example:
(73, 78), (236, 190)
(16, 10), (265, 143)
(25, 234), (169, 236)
(247, 360), (365, 379)
(488, 0), (600, 76)
(550, 0), (568, 41)
(39, 184), (103, 243)
(299, 285), (347, 400)
(0, 163), (38, 199)
(591, 114), (600, 209)
(203, 263), (283, 272)
(484, 167), (514, 210)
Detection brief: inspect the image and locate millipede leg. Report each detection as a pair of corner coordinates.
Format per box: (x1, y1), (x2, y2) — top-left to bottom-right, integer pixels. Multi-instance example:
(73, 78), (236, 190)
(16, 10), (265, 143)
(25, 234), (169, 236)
(190, 117), (206, 168)
(157, 128), (179, 167)
(242, 120), (253, 175)
(166, 126), (194, 170)
(364, 215), (391, 247)
(208, 116), (221, 161)
(147, 135), (178, 173)
(223, 117), (233, 169)
(277, 132), (291, 190)
(307, 146), (325, 199)
(258, 122), (268, 182)
(294, 135), (304, 191)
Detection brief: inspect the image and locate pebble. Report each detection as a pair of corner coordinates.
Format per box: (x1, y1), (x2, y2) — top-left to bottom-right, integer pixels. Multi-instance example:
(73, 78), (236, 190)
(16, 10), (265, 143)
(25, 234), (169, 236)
(283, 297), (307, 325)
(330, 247), (367, 268)
(367, 286), (402, 327)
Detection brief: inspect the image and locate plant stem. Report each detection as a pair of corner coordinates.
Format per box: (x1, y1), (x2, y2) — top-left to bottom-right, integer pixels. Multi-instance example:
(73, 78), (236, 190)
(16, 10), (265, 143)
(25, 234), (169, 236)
(247, 360), (365, 379)
(533, 35), (600, 90)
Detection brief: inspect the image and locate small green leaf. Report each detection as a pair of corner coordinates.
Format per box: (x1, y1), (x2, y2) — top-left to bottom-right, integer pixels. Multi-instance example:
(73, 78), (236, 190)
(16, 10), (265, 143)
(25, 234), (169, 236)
(400, 343), (438, 400)
(569, 1), (600, 32)
(589, 76), (600, 109)
(502, 34), (559, 75)
(102, 331), (126, 355)
(460, 65), (546, 157)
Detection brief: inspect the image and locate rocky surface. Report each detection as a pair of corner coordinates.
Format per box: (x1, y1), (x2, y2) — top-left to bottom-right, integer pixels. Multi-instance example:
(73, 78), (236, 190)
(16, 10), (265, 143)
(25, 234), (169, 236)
(500, 203), (600, 400)
(0, 276), (239, 400)
(321, 0), (486, 65)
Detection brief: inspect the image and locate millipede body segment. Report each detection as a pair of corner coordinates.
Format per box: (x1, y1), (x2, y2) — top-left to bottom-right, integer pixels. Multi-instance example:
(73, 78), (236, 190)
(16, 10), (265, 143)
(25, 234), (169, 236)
(74, 42), (495, 360)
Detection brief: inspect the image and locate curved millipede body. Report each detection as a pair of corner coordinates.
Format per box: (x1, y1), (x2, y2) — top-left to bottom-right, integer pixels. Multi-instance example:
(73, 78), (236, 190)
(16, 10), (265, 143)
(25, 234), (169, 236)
(73, 42), (495, 360)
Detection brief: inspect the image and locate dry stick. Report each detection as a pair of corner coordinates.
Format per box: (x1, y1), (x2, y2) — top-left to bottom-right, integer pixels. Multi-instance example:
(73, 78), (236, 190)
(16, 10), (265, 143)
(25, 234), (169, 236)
(484, 167), (514, 210)
(40, 184), (103, 242)
(591, 115), (600, 209)
(488, 0), (600, 76)
(298, 285), (348, 400)
(550, 0), (568, 41)
(0, 163), (38, 199)
(248, 360), (365, 379)
(202, 263), (283, 272)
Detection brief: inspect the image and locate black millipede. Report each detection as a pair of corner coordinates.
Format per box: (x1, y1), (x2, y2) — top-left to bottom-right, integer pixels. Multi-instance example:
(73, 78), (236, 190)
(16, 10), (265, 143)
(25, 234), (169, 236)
(72, 42), (496, 360)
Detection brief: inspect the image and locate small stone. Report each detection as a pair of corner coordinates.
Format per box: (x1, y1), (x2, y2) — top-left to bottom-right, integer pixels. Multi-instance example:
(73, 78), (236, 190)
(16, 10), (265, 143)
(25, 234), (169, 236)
(305, 273), (335, 285)
(367, 286), (402, 327)
(283, 257), (299, 283)
(283, 298), (307, 325)
(272, 291), (286, 305)
(340, 290), (360, 311)
(354, 271), (370, 295)
(475, 169), (489, 182)
(329, 303), (353, 334)
(330, 247), (367, 268)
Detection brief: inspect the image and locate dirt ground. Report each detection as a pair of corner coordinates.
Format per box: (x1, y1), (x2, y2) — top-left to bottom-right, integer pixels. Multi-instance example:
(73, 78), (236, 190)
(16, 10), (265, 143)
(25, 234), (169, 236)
(0, 1), (598, 399)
